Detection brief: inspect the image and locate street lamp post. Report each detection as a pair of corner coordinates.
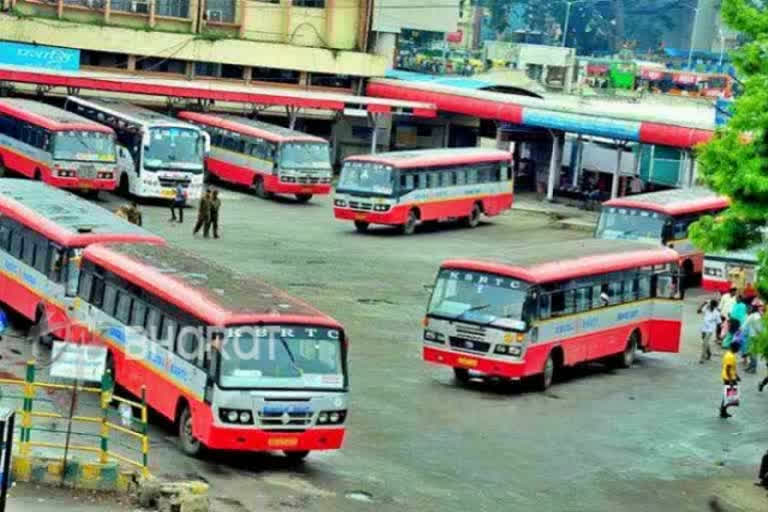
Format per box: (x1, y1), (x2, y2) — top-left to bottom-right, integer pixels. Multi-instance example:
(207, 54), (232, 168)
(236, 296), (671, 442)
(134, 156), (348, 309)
(562, 0), (585, 48)
(686, 0), (701, 71)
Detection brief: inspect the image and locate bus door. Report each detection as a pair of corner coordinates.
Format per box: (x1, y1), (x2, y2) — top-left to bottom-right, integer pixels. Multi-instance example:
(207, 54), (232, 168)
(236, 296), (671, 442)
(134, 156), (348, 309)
(647, 271), (682, 352)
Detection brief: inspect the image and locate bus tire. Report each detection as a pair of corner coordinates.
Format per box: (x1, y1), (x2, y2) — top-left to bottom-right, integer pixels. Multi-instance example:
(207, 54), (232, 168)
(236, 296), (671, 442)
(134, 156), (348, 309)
(615, 331), (639, 369)
(253, 178), (271, 200)
(31, 306), (52, 347)
(118, 173), (130, 196)
(464, 203), (482, 228)
(534, 352), (557, 391)
(453, 367), (471, 384)
(178, 404), (202, 457)
(0, 157), (7, 177)
(354, 220), (369, 233)
(295, 193), (313, 203)
(283, 450), (310, 462)
(34, 169), (41, 181)
(683, 259), (699, 288)
(400, 209), (418, 235)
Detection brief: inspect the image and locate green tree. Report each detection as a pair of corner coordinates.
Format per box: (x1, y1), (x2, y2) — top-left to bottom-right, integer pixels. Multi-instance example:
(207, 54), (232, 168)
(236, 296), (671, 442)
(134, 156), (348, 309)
(689, 0), (768, 358)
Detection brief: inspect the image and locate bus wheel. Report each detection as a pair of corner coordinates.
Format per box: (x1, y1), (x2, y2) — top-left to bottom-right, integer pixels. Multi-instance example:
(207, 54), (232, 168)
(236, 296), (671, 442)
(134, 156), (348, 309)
(31, 308), (52, 347)
(453, 367), (471, 384)
(401, 210), (418, 235)
(119, 173), (129, 196)
(616, 332), (638, 369)
(354, 220), (369, 233)
(178, 405), (202, 457)
(34, 169), (42, 181)
(535, 353), (556, 391)
(253, 178), (271, 199)
(464, 203), (482, 228)
(283, 450), (310, 463)
(295, 193), (313, 203)
(0, 158), (6, 177)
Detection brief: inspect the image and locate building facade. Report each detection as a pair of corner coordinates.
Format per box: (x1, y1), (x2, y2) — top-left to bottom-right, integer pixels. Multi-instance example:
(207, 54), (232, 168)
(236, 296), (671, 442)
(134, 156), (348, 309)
(0, 0), (389, 89)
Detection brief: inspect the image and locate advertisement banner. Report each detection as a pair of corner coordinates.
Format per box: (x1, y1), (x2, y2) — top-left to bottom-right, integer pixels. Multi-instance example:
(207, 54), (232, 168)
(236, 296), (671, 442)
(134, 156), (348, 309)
(0, 41), (80, 71)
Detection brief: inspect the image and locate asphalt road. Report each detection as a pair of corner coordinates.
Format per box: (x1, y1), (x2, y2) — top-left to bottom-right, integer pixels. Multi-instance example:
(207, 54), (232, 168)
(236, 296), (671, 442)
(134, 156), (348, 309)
(32, 189), (768, 511)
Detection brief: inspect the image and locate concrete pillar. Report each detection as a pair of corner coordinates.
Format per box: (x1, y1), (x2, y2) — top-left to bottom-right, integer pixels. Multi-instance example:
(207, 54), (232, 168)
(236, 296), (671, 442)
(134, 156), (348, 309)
(495, 125), (503, 150)
(299, 72), (309, 87)
(368, 113), (381, 154)
(571, 135), (581, 188)
(690, 152), (698, 186)
(512, 140), (521, 178)
(238, 0), (247, 39)
(547, 132), (563, 202)
(127, 55), (137, 72)
(243, 66), (252, 83)
(372, 32), (398, 68)
(444, 121), (451, 148)
(185, 61), (195, 80)
(57, 0), (64, 18)
(611, 144), (623, 199)
(149, 0), (156, 28)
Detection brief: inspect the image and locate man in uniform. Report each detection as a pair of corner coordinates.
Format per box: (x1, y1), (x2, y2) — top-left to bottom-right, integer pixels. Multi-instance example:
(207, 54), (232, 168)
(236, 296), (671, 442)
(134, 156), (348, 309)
(193, 189), (212, 238)
(209, 189), (221, 239)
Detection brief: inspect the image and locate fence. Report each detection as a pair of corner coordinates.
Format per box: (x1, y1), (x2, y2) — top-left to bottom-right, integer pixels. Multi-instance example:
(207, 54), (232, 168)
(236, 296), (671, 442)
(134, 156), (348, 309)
(0, 361), (149, 478)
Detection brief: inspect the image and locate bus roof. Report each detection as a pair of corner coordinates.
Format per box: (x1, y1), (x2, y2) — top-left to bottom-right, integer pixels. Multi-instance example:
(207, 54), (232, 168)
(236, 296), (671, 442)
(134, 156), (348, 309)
(706, 246), (761, 265)
(0, 98), (114, 134)
(0, 180), (164, 247)
(84, 243), (343, 329)
(345, 148), (512, 169)
(65, 97), (196, 130)
(603, 188), (729, 216)
(441, 240), (679, 284)
(177, 112), (326, 144)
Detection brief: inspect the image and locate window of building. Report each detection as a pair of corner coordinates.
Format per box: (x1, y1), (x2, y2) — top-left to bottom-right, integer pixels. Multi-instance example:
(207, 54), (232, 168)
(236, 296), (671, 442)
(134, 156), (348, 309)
(293, 0), (325, 7)
(221, 64), (245, 80)
(251, 67), (300, 85)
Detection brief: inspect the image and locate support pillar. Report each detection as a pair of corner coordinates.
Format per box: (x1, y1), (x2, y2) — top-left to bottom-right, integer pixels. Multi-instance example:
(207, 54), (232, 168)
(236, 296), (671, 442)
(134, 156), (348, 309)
(571, 135), (582, 188)
(611, 142), (624, 199)
(547, 132), (563, 202)
(444, 121), (451, 148)
(185, 61), (195, 80)
(368, 113), (381, 154)
(149, 0), (156, 28)
(689, 151), (698, 187)
(238, 0), (247, 39)
(127, 55), (137, 72)
(243, 66), (252, 84)
(512, 140), (521, 178)
(57, 0), (63, 18)
(286, 106), (300, 130)
(104, 0), (111, 23)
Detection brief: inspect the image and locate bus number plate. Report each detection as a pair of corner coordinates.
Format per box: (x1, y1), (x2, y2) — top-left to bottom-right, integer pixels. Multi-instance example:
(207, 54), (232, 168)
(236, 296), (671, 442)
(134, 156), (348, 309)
(457, 357), (478, 368)
(161, 189), (175, 198)
(268, 437), (299, 448)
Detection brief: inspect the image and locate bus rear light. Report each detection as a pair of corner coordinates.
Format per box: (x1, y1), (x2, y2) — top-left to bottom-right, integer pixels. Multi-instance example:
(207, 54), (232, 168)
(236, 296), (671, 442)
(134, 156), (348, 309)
(219, 408), (254, 425)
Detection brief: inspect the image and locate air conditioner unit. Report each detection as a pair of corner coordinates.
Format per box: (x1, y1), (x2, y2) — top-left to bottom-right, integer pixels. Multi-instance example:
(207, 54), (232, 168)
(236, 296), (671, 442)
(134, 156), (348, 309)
(206, 9), (223, 22)
(131, 0), (149, 14)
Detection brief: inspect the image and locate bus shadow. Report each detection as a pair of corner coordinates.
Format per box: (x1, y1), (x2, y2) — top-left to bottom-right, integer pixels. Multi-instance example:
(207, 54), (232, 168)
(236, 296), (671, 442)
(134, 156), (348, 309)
(354, 220), (495, 238)
(208, 179), (325, 208)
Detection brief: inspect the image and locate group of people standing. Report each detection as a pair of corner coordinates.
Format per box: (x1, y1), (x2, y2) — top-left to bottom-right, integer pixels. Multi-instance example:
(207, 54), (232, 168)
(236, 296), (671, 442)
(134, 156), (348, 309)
(698, 286), (766, 419)
(169, 184), (222, 239)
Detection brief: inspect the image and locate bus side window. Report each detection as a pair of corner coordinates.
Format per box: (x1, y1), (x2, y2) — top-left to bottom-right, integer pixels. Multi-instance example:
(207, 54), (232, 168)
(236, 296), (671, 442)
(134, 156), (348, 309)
(608, 280), (623, 305)
(401, 173), (415, 192)
(131, 299), (148, 329)
(34, 238), (49, 275)
(0, 222), (10, 252)
(467, 168), (478, 184)
(90, 276), (105, 309)
(160, 316), (178, 351)
(637, 273), (651, 299)
(22, 233), (36, 269)
(9, 229), (23, 260)
(417, 173), (427, 189)
(575, 287), (591, 312)
(591, 284), (604, 308)
(539, 294), (552, 320)
(456, 169), (466, 186)
(78, 271), (93, 302)
(102, 283), (118, 316)
(115, 292), (132, 324)
(146, 308), (161, 340)
(178, 327), (203, 366)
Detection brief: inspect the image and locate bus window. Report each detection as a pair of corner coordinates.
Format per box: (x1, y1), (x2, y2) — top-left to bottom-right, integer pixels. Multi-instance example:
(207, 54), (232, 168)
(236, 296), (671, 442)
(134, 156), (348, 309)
(539, 294), (551, 319)
(401, 173), (415, 192)
(146, 308), (161, 340)
(575, 287), (591, 312)
(132, 300), (148, 329)
(456, 169), (466, 185)
(115, 292), (132, 324)
(102, 284), (118, 316)
(417, 173), (427, 189)
(467, 168), (478, 184)
(9, 230), (23, 259)
(90, 277), (105, 309)
(78, 271), (93, 302)
(638, 274), (651, 299)
(608, 281), (623, 305)
(623, 277), (638, 302)
(65, 249), (82, 297)
(178, 328), (202, 364)
(160, 316), (178, 349)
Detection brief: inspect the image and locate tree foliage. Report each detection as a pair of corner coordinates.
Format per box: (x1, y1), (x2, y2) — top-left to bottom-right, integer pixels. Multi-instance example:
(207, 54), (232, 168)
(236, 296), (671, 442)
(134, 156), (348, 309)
(690, 0), (768, 357)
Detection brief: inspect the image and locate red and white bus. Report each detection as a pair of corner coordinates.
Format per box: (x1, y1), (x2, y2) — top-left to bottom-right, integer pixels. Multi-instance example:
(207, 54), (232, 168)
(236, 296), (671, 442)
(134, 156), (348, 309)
(423, 240), (682, 389)
(703, 246), (760, 293)
(0, 98), (118, 193)
(72, 243), (348, 461)
(333, 148), (514, 234)
(597, 188), (729, 283)
(0, 179), (162, 342)
(178, 112), (332, 203)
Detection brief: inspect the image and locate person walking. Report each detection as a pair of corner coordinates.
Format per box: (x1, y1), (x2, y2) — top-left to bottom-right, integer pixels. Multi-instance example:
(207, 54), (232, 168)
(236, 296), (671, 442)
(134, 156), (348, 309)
(698, 299), (721, 363)
(209, 189), (221, 239)
(193, 189), (212, 238)
(743, 305), (762, 373)
(720, 338), (741, 418)
(170, 184), (186, 223)
(719, 287), (737, 340)
(126, 201), (142, 227)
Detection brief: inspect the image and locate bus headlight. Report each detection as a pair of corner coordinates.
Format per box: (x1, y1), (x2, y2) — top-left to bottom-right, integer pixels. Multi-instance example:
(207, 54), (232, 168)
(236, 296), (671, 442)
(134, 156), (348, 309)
(495, 345), (523, 357)
(508, 346), (522, 357)
(317, 410), (346, 425)
(423, 330), (445, 343)
(373, 204), (390, 212)
(334, 199), (347, 207)
(219, 408), (254, 424)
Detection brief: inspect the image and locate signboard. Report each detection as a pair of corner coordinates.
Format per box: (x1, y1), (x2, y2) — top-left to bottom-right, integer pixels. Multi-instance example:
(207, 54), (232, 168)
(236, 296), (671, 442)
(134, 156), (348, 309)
(0, 41), (80, 71)
(50, 342), (107, 382)
(640, 68), (665, 80)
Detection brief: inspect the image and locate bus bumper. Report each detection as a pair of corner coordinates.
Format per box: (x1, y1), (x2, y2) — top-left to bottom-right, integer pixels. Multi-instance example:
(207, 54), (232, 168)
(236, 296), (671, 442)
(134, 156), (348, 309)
(47, 176), (117, 191)
(265, 176), (331, 196)
(202, 425), (345, 452)
(333, 207), (405, 226)
(702, 277), (730, 293)
(423, 346), (526, 379)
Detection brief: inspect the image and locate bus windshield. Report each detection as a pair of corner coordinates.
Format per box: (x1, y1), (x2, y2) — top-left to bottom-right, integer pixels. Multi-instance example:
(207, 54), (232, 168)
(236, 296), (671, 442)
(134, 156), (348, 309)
(144, 127), (204, 172)
(219, 326), (345, 390)
(53, 131), (116, 162)
(428, 270), (529, 329)
(280, 142), (330, 169)
(337, 161), (394, 196)
(596, 207), (667, 243)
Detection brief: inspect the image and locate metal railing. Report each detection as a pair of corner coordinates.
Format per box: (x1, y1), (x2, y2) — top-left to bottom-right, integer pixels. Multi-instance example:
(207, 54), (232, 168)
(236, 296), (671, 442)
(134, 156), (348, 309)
(0, 361), (150, 477)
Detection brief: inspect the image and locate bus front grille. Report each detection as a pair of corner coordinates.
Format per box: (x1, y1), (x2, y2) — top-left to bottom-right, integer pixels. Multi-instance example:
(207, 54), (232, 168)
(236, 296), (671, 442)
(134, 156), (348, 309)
(258, 411), (313, 427)
(158, 177), (191, 188)
(348, 201), (372, 211)
(449, 337), (491, 353)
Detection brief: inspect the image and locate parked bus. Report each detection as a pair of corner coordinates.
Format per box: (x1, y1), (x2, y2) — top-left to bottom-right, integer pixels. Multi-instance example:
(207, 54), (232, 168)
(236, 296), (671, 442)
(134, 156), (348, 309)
(177, 112), (332, 203)
(0, 98), (118, 194)
(64, 97), (208, 200)
(73, 243), (348, 460)
(333, 148), (514, 234)
(703, 246), (760, 293)
(596, 188), (729, 283)
(0, 180), (162, 342)
(423, 240), (683, 390)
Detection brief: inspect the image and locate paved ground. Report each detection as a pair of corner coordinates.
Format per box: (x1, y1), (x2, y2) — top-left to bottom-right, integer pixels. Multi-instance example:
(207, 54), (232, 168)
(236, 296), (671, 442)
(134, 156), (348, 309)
(5, 483), (133, 512)
(2, 188), (767, 512)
